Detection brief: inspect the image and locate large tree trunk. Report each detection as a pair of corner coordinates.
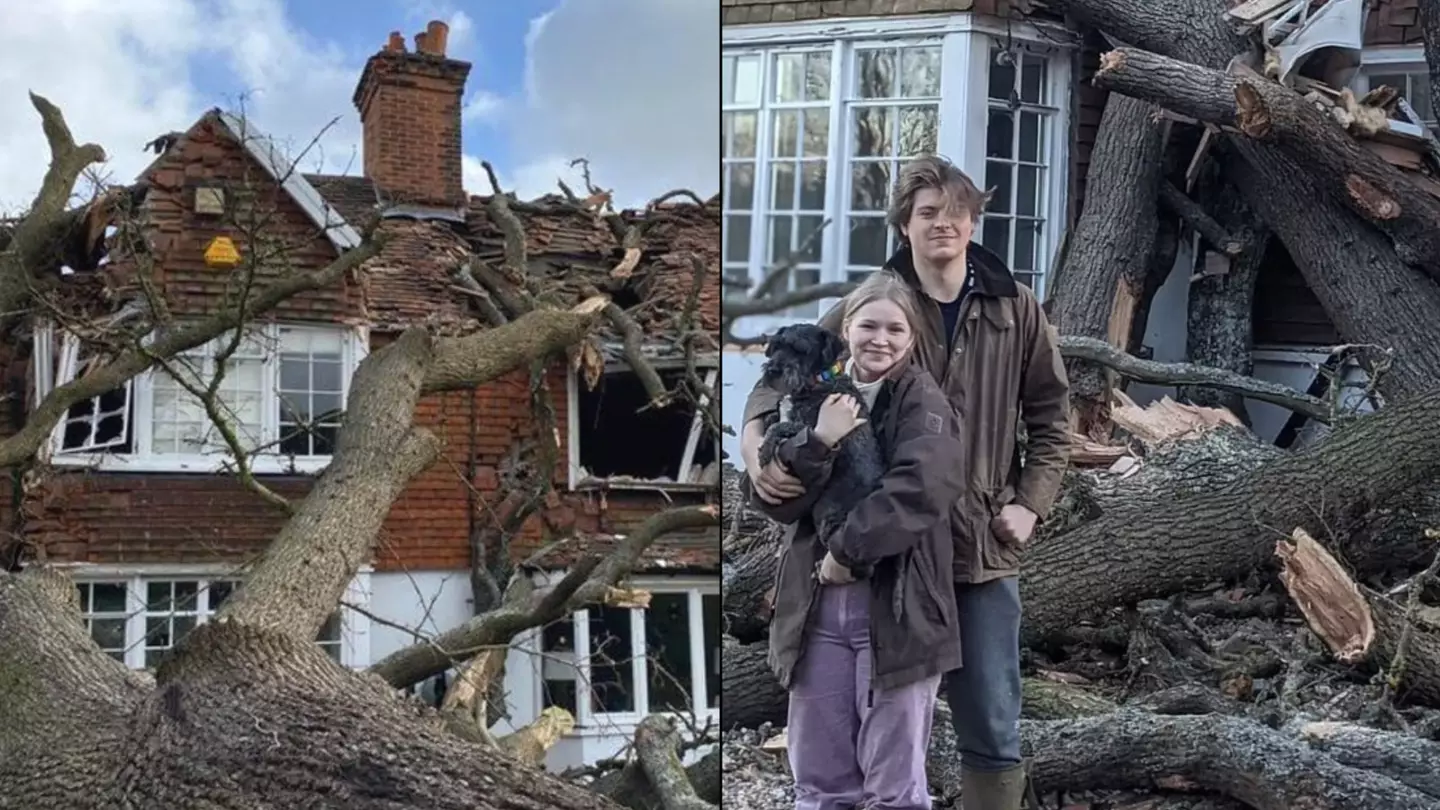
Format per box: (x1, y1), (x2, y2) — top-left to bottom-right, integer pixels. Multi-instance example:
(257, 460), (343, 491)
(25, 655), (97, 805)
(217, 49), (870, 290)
(1046, 93), (1167, 428)
(1059, 0), (1440, 400)
(1180, 163), (1268, 424)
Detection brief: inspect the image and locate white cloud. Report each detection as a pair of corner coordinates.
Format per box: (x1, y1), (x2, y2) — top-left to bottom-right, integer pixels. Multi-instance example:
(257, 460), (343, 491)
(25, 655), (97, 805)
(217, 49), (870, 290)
(0, 0), (366, 214)
(463, 90), (504, 125)
(502, 0), (718, 209)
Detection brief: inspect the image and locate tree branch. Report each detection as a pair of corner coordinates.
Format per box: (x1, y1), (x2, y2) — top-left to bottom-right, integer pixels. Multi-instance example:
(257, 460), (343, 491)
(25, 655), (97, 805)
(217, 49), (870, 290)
(1157, 179), (1242, 256)
(368, 505), (718, 689)
(1092, 47), (1440, 277)
(1058, 335), (1332, 422)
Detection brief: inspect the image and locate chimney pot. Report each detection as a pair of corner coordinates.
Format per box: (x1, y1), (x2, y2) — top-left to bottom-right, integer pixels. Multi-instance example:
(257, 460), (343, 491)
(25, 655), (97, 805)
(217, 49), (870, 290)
(386, 31), (405, 52)
(426, 20), (449, 56)
(414, 31), (429, 52)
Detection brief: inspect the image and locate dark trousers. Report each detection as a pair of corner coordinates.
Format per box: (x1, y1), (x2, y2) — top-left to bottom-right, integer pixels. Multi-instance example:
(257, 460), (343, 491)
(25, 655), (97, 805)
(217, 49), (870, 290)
(943, 576), (1023, 772)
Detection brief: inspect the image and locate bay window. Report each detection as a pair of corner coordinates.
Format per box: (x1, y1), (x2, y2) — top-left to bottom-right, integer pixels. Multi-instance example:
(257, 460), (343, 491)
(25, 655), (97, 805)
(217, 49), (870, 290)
(722, 14), (1073, 333)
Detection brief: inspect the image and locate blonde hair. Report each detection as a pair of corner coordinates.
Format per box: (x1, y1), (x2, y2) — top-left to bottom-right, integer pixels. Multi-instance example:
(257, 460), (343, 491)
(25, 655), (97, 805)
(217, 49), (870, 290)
(841, 272), (921, 372)
(886, 155), (992, 244)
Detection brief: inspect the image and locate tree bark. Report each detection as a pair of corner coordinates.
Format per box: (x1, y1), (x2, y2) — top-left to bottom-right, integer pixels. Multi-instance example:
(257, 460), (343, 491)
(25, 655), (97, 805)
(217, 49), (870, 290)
(1418, 0), (1440, 135)
(1092, 46), (1440, 279)
(1057, 0), (1440, 400)
(1046, 93), (1166, 425)
(1180, 165), (1268, 423)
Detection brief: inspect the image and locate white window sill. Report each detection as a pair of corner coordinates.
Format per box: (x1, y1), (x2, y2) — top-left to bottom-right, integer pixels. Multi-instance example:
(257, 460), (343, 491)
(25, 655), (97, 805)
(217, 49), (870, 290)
(570, 479), (714, 494)
(47, 452), (333, 476)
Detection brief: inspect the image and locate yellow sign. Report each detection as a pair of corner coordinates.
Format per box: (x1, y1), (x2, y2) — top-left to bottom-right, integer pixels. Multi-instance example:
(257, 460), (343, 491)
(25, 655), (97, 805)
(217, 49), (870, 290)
(204, 236), (241, 269)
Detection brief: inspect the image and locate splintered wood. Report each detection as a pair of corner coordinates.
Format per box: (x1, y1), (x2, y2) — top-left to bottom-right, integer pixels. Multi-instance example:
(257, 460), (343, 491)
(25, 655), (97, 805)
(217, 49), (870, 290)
(1276, 528), (1375, 664)
(1108, 392), (1244, 445)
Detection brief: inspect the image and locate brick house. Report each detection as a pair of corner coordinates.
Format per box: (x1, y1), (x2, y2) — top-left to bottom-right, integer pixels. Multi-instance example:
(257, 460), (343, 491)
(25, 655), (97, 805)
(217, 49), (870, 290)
(719, 0), (1429, 458)
(3, 20), (720, 771)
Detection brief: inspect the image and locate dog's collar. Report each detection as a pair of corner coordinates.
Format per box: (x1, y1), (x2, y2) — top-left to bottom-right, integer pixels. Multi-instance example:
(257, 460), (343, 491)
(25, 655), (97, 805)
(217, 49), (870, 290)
(815, 360), (845, 383)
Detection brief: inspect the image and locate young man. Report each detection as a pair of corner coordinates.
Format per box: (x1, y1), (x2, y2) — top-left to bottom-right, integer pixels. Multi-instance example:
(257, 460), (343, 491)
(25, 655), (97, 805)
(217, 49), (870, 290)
(740, 155), (1071, 810)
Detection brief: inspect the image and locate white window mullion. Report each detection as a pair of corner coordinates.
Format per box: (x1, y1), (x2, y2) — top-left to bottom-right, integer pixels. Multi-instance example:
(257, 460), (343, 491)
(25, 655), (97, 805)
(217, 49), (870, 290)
(1041, 47), (1072, 300)
(943, 31), (987, 191)
(687, 590), (708, 712)
(748, 51), (773, 297)
(123, 575), (145, 670)
(574, 609), (593, 727)
(630, 607), (649, 717)
(821, 39), (847, 289)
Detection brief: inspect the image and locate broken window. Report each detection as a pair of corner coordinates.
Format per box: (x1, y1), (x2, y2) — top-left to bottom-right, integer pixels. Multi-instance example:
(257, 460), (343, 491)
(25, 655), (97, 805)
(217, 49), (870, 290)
(48, 332), (134, 455)
(572, 365), (718, 488)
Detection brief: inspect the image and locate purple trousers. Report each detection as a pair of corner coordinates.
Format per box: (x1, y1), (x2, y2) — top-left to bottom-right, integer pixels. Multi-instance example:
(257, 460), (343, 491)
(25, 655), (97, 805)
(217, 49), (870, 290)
(788, 581), (940, 810)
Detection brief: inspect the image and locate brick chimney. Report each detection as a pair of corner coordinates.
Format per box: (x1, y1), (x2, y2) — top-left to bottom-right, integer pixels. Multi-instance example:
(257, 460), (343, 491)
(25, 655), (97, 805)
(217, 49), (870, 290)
(352, 20), (472, 207)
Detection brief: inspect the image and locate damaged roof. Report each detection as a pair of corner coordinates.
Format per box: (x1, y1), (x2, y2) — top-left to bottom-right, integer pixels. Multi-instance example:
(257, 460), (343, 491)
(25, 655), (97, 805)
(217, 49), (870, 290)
(303, 173), (721, 349)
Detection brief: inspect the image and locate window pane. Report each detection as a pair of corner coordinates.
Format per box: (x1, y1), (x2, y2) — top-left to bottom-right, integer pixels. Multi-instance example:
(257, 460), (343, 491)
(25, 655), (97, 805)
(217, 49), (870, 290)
(725, 164), (755, 211)
(800, 162), (826, 211)
(1019, 112), (1043, 163)
(804, 51), (832, 101)
(646, 594), (693, 713)
(313, 361), (342, 393)
(91, 618), (126, 653)
(982, 216), (1011, 258)
(209, 580), (237, 609)
(1014, 219), (1038, 272)
(767, 216), (794, 262)
(1020, 53), (1046, 104)
(852, 107), (894, 157)
(802, 109), (829, 157)
(985, 161), (1013, 215)
(774, 52), (806, 103)
(900, 47), (941, 97)
(797, 216), (825, 263)
(1017, 165), (1042, 217)
(317, 611), (341, 642)
(898, 106), (937, 156)
(1412, 72), (1433, 123)
(727, 54), (761, 106)
(147, 582), (172, 611)
(986, 111), (1013, 159)
(727, 111), (757, 159)
(93, 582), (127, 613)
(848, 217), (890, 268)
(988, 50), (1016, 100)
(588, 606), (635, 713)
(725, 215), (752, 263)
(770, 163), (796, 210)
(173, 581), (199, 611)
(772, 110), (800, 158)
(145, 617), (171, 648)
(850, 161), (891, 211)
(857, 49), (896, 99)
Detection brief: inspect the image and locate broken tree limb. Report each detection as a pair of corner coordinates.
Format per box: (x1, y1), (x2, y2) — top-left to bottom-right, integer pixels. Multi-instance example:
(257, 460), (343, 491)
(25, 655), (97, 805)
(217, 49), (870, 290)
(1092, 46), (1440, 278)
(1020, 385), (1440, 644)
(422, 296), (608, 393)
(1157, 179), (1242, 256)
(1278, 528), (1440, 706)
(633, 715), (713, 810)
(1291, 720), (1440, 799)
(370, 505), (718, 688)
(0, 94), (108, 337)
(1046, 92), (1166, 418)
(1013, 709), (1440, 809)
(1057, 335), (1331, 422)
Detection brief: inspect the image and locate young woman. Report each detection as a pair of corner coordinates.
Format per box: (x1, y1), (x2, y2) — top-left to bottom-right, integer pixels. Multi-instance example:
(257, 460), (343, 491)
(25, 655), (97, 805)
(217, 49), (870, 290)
(750, 271), (968, 810)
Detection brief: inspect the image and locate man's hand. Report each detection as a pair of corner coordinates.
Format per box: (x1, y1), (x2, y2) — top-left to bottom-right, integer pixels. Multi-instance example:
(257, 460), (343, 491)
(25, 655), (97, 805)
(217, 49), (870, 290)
(992, 503), (1039, 547)
(818, 551), (855, 585)
(742, 418), (808, 505)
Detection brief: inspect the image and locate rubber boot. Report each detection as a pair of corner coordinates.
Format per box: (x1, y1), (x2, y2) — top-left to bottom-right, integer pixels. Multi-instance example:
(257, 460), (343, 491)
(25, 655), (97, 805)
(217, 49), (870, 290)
(960, 763), (1027, 810)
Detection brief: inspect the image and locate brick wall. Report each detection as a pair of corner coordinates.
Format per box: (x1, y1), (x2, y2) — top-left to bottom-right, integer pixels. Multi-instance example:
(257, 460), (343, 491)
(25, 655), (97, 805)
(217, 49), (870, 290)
(352, 23), (471, 208)
(131, 114), (365, 323)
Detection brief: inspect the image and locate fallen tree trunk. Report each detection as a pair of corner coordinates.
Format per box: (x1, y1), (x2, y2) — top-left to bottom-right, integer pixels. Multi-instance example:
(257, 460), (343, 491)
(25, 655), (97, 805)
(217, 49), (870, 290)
(1091, 47), (1440, 278)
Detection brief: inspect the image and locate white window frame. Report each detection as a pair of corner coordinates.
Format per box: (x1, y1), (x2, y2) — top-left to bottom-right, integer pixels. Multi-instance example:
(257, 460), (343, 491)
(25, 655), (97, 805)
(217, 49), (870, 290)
(61, 563), (372, 670)
(33, 323), (369, 475)
(1355, 46), (1434, 131)
(722, 13), (1076, 336)
(566, 360), (719, 492)
(528, 573), (721, 733)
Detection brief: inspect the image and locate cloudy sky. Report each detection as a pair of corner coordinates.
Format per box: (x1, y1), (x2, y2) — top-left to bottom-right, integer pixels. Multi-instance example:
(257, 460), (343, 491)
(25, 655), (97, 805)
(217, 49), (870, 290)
(0, 0), (718, 213)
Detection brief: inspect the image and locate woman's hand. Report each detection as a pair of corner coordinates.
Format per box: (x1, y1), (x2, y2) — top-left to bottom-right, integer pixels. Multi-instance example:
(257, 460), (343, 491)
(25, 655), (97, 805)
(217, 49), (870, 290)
(813, 393), (866, 448)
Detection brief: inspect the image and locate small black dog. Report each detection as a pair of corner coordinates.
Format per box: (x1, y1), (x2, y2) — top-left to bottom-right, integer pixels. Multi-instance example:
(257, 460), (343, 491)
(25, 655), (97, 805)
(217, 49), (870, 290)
(757, 324), (886, 575)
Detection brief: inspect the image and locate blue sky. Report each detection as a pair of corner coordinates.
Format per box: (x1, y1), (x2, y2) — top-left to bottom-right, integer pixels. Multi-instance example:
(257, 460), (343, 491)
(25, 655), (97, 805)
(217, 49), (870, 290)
(0, 0), (718, 211)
